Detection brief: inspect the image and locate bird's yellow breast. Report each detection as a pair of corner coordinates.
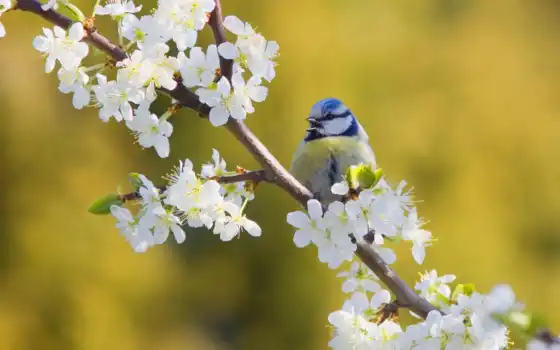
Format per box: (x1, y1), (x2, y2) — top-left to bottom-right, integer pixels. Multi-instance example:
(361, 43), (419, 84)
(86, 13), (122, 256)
(289, 136), (375, 203)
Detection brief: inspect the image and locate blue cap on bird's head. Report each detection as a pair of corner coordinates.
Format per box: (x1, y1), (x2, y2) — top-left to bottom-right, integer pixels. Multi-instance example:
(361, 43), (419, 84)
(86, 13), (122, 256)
(305, 98), (366, 141)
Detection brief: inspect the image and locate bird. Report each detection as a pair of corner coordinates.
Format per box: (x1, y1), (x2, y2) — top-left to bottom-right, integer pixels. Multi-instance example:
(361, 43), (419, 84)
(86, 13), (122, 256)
(290, 98), (376, 205)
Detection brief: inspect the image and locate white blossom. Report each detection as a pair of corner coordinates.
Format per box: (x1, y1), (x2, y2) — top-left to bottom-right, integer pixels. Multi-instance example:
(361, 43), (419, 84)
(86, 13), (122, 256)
(33, 23), (89, 73)
(231, 72), (268, 114)
(116, 49), (154, 88)
(202, 150), (255, 206)
(196, 76), (245, 126)
(117, 43), (179, 91)
(337, 261), (380, 294)
(328, 303), (402, 350)
(200, 148), (228, 178)
(177, 45), (219, 88)
(328, 307), (378, 349)
(92, 74), (145, 122)
(110, 205), (155, 253)
(137, 174), (164, 212)
(121, 14), (167, 48)
(137, 206), (185, 245)
(415, 270), (456, 308)
(287, 199), (355, 269)
(286, 199), (326, 248)
(402, 208), (432, 264)
(344, 190), (375, 238)
(344, 289), (391, 315)
(57, 66), (90, 109)
(127, 103), (173, 158)
(323, 201), (357, 237)
(95, 0), (141, 17)
(164, 160), (223, 213)
(213, 201), (261, 241)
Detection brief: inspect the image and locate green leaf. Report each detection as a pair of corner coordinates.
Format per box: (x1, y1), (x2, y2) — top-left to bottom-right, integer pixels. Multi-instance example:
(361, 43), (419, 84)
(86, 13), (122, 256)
(128, 172), (143, 191)
(60, 2), (86, 21)
(346, 164), (382, 190)
(88, 193), (124, 215)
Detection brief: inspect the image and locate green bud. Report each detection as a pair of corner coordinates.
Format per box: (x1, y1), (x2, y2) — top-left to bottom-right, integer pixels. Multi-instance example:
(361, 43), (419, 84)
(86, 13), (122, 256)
(461, 283), (476, 297)
(346, 164), (383, 190)
(88, 193), (124, 215)
(451, 283), (476, 301)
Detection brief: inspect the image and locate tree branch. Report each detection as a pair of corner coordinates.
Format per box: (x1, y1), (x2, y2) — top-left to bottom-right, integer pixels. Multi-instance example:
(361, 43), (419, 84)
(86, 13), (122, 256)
(207, 0), (232, 81)
(16, 0), (437, 319)
(206, 0), (436, 318)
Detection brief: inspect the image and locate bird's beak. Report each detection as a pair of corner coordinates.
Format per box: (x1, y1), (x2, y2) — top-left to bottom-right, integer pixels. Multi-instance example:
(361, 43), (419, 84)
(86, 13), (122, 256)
(306, 117), (321, 128)
(306, 117), (320, 132)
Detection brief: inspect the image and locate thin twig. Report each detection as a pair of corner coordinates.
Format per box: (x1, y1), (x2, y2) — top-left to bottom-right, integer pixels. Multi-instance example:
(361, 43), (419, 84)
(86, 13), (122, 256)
(117, 191), (141, 202)
(213, 170), (267, 184)
(16, 0), (436, 319)
(117, 170), (267, 202)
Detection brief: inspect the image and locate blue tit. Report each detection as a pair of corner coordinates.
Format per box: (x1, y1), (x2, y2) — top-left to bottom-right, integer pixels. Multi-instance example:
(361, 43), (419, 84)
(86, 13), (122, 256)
(289, 98), (376, 204)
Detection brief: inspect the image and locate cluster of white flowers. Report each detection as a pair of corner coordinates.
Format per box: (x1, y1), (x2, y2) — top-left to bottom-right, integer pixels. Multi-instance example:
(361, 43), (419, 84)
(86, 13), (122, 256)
(286, 175), (553, 349)
(110, 149), (260, 252)
(287, 178), (433, 269)
(30, 0), (278, 156)
(329, 268), (519, 349)
(0, 0), (11, 38)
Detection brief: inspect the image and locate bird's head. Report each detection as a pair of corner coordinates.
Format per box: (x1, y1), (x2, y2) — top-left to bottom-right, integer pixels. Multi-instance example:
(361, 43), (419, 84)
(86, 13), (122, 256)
(304, 98), (368, 142)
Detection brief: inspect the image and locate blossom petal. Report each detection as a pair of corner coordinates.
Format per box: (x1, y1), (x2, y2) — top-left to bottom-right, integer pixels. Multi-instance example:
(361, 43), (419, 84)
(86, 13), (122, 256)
(218, 42), (238, 60)
(371, 290), (391, 309)
(293, 229), (311, 247)
(306, 199), (323, 220)
(171, 225), (186, 244)
(286, 211), (310, 229)
(68, 22), (85, 41)
(243, 219), (262, 237)
(249, 85), (268, 102)
(209, 105), (230, 126)
(223, 16), (246, 35)
(331, 182), (349, 195)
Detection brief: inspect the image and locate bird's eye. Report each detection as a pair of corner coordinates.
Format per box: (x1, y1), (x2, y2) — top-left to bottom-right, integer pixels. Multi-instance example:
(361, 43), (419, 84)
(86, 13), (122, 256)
(321, 112), (338, 121)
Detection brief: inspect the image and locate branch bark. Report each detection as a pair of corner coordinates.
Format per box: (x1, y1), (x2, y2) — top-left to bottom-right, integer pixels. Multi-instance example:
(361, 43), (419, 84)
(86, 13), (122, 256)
(15, 0), (436, 319)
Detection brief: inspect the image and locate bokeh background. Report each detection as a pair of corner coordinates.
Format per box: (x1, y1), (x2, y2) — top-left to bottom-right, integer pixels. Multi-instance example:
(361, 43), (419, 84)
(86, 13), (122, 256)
(1, 0), (560, 348)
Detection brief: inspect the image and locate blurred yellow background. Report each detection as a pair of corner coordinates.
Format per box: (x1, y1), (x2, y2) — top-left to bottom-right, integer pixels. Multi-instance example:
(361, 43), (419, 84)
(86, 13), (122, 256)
(1, 0), (560, 348)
